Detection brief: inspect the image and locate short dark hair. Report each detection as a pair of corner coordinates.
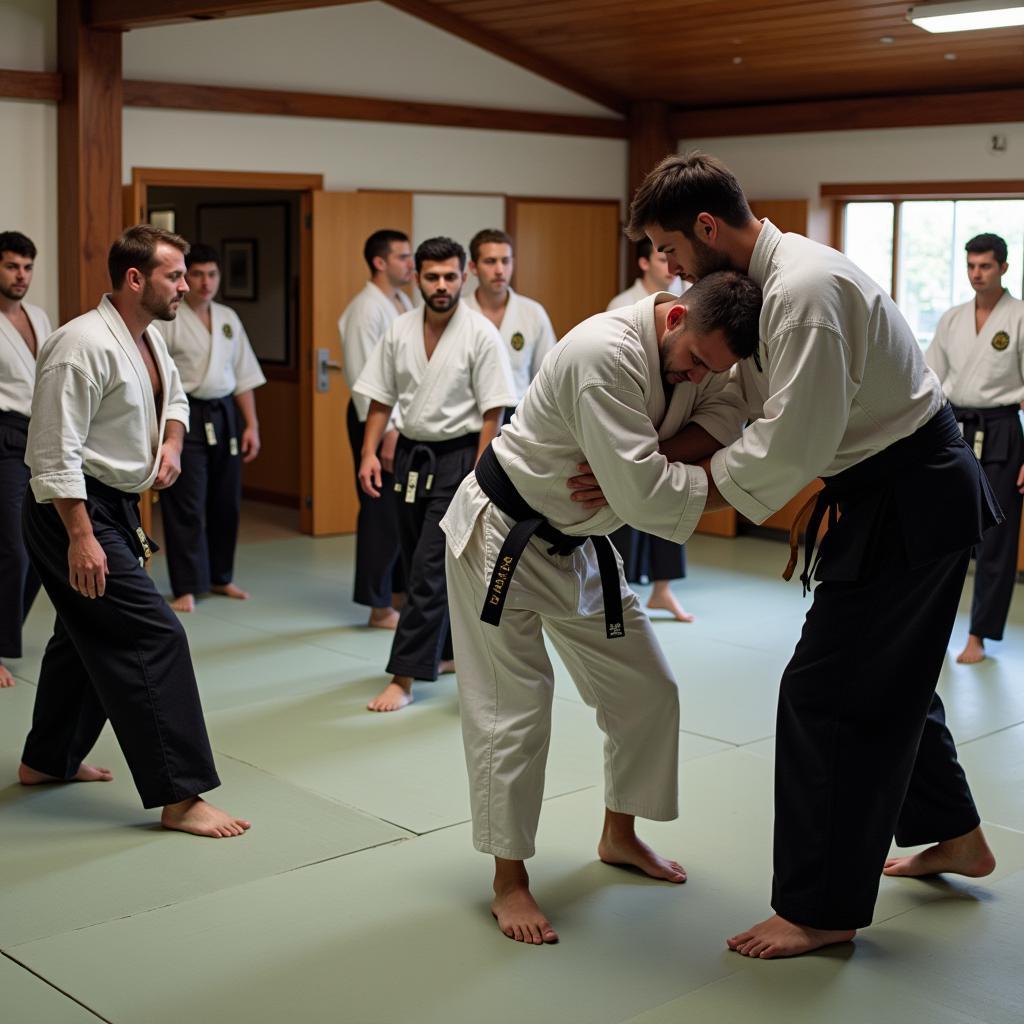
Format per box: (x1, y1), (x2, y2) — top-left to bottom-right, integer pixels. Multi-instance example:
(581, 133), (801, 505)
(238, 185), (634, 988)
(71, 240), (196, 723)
(185, 241), (220, 270)
(627, 151), (754, 241)
(965, 232), (1008, 265)
(469, 228), (513, 263)
(415, 236), (466, 273)
(636, 237), (654, 262)
(109, 224), (189, 289)
(0, 231), (37, 260)
(683, 270), (763, 363)
(364, 229), (409, 273)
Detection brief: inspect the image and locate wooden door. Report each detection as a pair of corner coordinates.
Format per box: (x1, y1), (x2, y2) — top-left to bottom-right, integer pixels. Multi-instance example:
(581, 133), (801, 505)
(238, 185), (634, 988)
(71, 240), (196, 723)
(505, 198), (620, 338)
(302, 190), (413, 535)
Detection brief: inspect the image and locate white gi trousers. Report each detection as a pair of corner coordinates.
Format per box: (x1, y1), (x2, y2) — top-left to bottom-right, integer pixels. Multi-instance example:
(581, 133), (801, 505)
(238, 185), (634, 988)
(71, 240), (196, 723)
(446, 497), (680, 861)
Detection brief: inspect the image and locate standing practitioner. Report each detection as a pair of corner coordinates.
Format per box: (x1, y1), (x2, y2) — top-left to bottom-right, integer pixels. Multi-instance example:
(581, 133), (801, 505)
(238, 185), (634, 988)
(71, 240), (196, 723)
(19, 225), (249, 838)
(606, 236), (685, 310)
(354, 237), (515, 712)
(160, 242), (266, 613)
(463, 229), (556, 417)
(339, 230), (414, 629)
(926, 232), (1024, 664)
(0, 231), (51, 688)
(611, 152), (1000, 958)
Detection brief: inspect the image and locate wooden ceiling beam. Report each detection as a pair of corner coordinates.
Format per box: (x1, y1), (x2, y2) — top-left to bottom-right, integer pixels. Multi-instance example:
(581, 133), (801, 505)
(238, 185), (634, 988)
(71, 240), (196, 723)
(84, 0), (362, 31)
(0, 69), (62, 102)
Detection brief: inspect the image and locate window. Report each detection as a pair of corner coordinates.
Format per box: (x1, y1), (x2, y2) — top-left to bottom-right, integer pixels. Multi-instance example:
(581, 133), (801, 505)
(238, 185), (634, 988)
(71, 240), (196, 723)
(841, 197), (1024, 347)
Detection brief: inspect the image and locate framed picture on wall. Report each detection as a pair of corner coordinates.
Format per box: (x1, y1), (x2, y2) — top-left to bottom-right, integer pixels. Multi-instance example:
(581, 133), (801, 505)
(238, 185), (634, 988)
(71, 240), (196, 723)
(148, 208), (176, 232)
(222, 239), (258, 301)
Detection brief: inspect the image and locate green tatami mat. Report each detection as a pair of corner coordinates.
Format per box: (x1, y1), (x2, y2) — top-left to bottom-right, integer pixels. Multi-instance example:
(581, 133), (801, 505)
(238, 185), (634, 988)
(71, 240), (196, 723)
(0, 954), (102, 1023)
(957, 723), (1024, 832)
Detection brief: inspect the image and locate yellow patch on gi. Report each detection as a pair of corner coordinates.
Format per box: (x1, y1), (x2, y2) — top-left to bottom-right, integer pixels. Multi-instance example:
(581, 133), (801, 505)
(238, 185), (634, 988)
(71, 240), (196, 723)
(510, 332), (525, 352)
(992, 331), (1010, 351)
(223, 323), (234, 339)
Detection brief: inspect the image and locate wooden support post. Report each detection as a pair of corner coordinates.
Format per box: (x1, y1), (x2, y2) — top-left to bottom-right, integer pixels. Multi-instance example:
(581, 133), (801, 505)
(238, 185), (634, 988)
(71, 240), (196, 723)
(625, 101), (673, 284)
(58, 1), (123, 323)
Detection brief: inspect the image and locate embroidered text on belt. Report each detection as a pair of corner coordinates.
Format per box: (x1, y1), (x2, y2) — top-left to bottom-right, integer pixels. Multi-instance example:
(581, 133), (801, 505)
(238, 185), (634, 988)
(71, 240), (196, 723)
(951, 403), (1020, 461)
(393, 432), (479, 503)
(474, 445), (624, 639)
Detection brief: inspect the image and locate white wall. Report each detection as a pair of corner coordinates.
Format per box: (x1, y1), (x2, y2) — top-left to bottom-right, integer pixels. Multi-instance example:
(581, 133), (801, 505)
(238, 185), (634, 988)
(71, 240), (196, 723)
(0, 0), (56, 71)
(683, 122), (1024, 241)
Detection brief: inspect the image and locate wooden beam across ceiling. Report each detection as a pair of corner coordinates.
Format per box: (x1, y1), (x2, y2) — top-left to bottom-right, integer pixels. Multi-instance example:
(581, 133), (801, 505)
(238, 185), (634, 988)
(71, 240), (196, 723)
(0, 69), (62, 102)
(84, 0), (362, 31)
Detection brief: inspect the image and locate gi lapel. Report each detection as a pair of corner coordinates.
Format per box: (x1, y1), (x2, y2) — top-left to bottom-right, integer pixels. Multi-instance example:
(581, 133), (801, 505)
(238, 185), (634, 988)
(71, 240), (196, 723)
(185, 300), (221, 396)
(0, 307), (36, 380)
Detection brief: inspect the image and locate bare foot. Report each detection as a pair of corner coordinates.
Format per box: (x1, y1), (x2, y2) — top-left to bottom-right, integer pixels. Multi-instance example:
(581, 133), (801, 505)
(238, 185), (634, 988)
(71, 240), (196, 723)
(646, 582), (695, 623)
(883, 825), (996, 879)
(438, 659), (456, 674)
(170, 593), (195, 613)
(598, 808), (686, 882)
(727, 914), (855, 959)
(160, 796), (251, 838)
(492, 860), (558, 944)
(368, 606), (400, 630)
(211, 583), (249, 600)
(19, 761), (113, 784)
(0, 663), (16, 688)
(956, 634), (986, 664)
(368, 676), (413, 712)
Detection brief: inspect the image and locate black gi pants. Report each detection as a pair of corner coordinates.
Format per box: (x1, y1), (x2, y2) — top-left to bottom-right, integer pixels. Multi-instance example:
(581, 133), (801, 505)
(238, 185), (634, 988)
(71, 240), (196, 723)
(0, 412), (40, 658)
(610, 525), (686, 583)
(386, 433), (476, 680)
(21, 479), (220, 808)
(346, 400), (404, 607)
(771, 405), (1000, 930)
(160, 395), (242, 598)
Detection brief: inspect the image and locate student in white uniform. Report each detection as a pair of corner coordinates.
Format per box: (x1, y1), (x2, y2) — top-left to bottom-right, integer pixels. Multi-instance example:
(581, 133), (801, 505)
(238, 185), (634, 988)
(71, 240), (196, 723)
(926, 232), (1024, 665)
(443, 272), (760, 944)
(339, 230), (414, 629)
(606, 238), (693, 622)
(160, 243), (266, 613)
(462, 228), (556, 415)
(619, 152), (999, 959)
(0, 232), (51, 689)
(354, 237), (515, 712)
(19, 226), (249, 839)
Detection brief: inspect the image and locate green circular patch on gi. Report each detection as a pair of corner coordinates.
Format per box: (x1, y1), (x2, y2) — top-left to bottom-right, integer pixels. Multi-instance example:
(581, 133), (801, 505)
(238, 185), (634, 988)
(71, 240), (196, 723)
(992, 331), (1010, 351)
(510, 331), (525, 352)
(223, 323), (234, 339)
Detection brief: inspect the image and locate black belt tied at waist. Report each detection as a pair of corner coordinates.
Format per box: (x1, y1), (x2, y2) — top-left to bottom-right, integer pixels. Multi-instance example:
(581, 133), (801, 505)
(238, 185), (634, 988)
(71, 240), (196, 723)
(84, 475), (157, 564)
(188, 394), (236, 449)
(394, 431), (479, 503)
(951, 402), (1021, 461)
(783, 403), (964, 595)
(474, 444), (625, 639)
(0, 409), (30, 433)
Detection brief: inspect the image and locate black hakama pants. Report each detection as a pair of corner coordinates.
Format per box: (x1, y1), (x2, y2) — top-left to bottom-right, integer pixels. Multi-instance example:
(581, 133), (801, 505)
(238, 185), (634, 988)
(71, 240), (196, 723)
(160, 395), (242, 598)
(386, 434), (476, 681)
(21, 479), (220, 808)
(610, 525), (686, 583)
(771, 405), (1000, 930)
(346, 400), (404, 608)
(0, 412), (40, 659)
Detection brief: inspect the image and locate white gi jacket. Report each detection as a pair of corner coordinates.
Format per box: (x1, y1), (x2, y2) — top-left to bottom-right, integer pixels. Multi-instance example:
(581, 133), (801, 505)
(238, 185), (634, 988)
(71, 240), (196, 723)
(339, 282), (414, 421)
(161, 300), (266, 400)
(27, 296), (190, 502)
(0, 302), (52, 417)
(606, 276), (685, 311)
(710, 220), (944, 524)
(443, 292), (746, 556)
(353, 301), (516, 442)
(925, 290), (1024, 408)
(462, 287), (557, 403)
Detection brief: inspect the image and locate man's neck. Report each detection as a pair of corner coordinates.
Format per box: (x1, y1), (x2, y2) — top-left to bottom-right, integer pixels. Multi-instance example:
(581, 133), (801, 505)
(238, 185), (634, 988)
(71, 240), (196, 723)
(185, 294), (212, 318)
(0, 294), (23, 318)
(424, 303), (457, 333)
(371, 275), (399, 300)
(108, 292), (153, 344)
(975, 287), (1005, 313)
(474, 285), (509, 313)
(726, 219), (766, 275)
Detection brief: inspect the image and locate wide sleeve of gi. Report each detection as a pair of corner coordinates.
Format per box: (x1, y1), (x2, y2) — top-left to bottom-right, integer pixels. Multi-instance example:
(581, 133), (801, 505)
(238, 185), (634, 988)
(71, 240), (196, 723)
(28, 361), (101, 503)
(470, 325), (518, 413)
(710, 323), (854, 523)
(352, 325), (399, 409)
(530, 308), (558, 380)
(231, 318), (267, 394)
(688, 370), (749, 447)
(340, 304), (385, 421)
(924, 310), (952, 382)
(575, 357), (708, 543)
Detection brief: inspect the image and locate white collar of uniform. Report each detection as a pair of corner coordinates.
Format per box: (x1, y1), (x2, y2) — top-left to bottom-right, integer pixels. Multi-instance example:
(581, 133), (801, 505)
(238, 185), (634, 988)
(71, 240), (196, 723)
(97, 294), (170, 395)
(467, 285), (517, 311)
(368, 280), (410, 313)
(0, 303), (37, 374)
(748, 218), (781, 288)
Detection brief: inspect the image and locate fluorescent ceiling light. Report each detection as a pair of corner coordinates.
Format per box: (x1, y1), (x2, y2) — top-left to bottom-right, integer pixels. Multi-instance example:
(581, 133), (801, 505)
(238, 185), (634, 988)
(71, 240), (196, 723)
(908, 1), (1024, 32)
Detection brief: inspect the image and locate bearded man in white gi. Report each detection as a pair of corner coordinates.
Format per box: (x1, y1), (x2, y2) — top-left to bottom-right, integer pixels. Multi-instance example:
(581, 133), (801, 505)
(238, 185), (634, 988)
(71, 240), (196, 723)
(354, 236), (515, 712)
(339, 229), (414, 630)
(463, 228), (556, 418)
(443, 271), (761, 944)
(19, 225), (249, 839)
(925, 232), (1024, 665)
(616, 151), (1000, 959)
(160, 242), (266, 613)
(0, 231), (51, 689)
(606, 235), (685, 310)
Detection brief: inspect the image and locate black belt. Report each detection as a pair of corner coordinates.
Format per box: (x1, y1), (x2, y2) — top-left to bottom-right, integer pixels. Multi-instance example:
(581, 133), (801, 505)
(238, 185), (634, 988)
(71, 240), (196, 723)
(0, 410), (30, 431)
(394, 432), (478, 503)
(784, 404), (963, 594)
(474, 445), (624, 639)
(84, 476), (156, 564)
(951, 403), (1021, 461)
(188, 394), (235, 449)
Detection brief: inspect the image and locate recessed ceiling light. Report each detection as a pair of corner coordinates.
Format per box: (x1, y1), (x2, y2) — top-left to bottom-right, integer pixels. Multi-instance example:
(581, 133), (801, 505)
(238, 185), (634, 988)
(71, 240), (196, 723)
(880, 35), (896, 43)
(908, 1), (1024, 33)
(944, 51), (959, 58)
(732, 56), (743, 64)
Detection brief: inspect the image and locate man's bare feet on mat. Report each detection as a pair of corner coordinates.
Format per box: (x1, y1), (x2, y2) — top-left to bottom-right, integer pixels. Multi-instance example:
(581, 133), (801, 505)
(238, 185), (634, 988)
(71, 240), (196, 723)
(598, 809), (686, 882)
(170, 593), (195, 613)
(211, 583), (249, 600)
(727, 914), (855, 959)
(368, 676), (413, 712)
(646, 582), (695, 623)
(161, 796), (250, 838)
(492, 861), (558, 944)
(956, 634), (985, 664)
(883, 825), (996, 878)
(19, 762), (113, 784)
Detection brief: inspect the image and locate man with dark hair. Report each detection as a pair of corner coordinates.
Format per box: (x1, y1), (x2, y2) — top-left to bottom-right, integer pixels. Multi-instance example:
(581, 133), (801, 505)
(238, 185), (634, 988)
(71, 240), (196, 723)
(463, 228), (556, 412)
(615, 151), (1000, 959)
(606, 237), (685, 310)
(442, 271), (759, 944)
(0, 231), (51, 689)
(926, 232), (1024, 664)
(19, 225), (249, 838)
(160, 241), (266, 613)
(354, 236), (515, 711)
(339, 229), (414, 629)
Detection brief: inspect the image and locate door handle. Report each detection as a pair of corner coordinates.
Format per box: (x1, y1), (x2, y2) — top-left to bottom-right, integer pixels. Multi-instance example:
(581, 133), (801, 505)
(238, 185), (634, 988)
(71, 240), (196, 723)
(316, 347), (344, 392)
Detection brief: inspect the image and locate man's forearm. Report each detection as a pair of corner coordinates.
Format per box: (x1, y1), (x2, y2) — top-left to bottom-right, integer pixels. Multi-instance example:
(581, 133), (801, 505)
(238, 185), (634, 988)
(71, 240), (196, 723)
(53, 497), (94, 540)
(234, 390), (258, 429)
(361, 402), (392, 458)
(698, 458), (730, 512)
(660, 424), (724, 464)
(476, 408), (502, 461)
(163, 419), (185, 452)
